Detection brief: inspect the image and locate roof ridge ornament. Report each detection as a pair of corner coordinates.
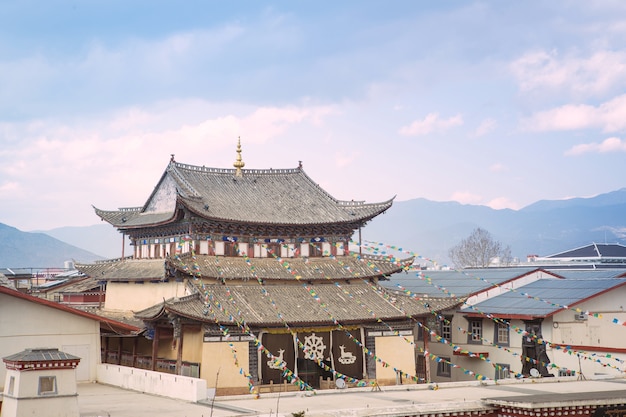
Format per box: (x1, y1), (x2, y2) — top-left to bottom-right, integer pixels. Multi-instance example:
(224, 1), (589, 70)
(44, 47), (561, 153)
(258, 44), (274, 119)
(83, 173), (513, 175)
(233, 137), (245, 177)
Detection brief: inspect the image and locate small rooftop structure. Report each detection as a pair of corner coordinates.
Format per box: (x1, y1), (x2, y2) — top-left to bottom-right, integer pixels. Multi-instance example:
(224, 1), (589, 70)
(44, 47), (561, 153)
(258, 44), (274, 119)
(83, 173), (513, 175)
(2, 348), (81, 417)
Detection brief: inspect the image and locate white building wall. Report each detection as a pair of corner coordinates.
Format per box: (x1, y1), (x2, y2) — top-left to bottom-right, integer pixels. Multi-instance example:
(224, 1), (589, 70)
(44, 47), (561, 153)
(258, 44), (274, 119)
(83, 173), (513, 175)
(104, 281), (188, 311)
(0, 293), (100, 389)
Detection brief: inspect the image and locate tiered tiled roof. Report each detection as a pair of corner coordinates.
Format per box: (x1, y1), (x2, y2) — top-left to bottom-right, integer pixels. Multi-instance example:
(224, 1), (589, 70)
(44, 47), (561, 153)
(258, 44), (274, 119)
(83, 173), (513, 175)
(94, 160), (393, 230)
(135, 282), (461, 326)
(170, 253), (411, 281)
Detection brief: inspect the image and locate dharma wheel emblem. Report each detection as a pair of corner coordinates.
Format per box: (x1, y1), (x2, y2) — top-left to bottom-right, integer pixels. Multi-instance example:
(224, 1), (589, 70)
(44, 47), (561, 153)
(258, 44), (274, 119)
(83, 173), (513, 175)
(303, 333), (326, 361)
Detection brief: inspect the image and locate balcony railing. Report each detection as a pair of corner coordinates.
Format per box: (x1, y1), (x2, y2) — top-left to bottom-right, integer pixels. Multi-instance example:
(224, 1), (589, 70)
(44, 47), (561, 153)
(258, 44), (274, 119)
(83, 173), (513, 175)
(102, 350), (200, 378)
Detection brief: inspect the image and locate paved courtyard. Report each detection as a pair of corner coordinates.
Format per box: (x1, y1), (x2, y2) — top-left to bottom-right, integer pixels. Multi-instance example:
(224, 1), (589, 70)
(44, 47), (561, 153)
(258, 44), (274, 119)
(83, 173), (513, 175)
(76, 376), (626, 417)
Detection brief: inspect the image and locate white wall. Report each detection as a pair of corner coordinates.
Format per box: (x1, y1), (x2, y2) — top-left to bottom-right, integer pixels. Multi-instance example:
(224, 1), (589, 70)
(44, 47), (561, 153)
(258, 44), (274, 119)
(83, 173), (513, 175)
(0, 293), (101, 389)
(97, 364), (208, 402)
(104, 281), (188, 311)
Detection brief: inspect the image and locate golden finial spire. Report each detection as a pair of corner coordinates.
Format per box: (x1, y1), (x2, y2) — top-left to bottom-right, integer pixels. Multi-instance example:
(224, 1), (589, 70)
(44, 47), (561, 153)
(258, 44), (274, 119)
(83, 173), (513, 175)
(233, 137), (245, 177)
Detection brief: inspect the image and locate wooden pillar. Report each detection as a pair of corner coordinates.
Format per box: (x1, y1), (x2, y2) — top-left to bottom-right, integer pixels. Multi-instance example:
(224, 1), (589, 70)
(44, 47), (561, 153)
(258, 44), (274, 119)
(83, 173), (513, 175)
(117, 337), (123, 365)
(151, 327), (159, 371)
(423, 320), (431, 382)
(176, 324), (184, 375)
(132, 337), (138, 368)
(104, 336), (110, 364)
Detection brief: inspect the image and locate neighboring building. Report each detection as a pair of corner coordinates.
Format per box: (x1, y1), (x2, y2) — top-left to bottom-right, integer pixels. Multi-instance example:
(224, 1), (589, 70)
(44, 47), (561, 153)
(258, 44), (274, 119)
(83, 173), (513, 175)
(525, 243), (626, 268)
(382, 266), (626, 383)
(77, 144), (459, 395)
(458, 269), (626, 381)
(0, 284), (139, 390)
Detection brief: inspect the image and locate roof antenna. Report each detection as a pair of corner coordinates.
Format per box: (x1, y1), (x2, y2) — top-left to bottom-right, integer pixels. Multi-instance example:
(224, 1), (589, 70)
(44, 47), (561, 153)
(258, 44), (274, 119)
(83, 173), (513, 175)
(233, 137), (245, 177)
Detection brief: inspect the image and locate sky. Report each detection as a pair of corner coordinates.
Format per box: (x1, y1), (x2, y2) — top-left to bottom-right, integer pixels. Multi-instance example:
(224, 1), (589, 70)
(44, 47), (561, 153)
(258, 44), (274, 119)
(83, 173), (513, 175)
(2, 1), (626, 231)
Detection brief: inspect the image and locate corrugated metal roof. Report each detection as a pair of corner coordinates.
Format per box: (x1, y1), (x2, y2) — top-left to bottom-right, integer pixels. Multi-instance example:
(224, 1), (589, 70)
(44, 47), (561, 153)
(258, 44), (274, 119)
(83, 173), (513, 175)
(546, 243), (626, 259)
(468, 277), (626, 317)
(3, 347), (80, 362)
(380, 267), (540, 298)
(546, 269), (626, 279)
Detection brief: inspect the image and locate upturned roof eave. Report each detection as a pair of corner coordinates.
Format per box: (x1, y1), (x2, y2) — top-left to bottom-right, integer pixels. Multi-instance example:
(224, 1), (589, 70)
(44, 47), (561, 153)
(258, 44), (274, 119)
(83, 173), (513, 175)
(179, 197), (394, 227)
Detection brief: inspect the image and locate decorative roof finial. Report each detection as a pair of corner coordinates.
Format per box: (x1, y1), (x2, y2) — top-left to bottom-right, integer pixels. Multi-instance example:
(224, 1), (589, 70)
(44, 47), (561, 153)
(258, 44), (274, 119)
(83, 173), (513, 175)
(233, 137), (245, 177)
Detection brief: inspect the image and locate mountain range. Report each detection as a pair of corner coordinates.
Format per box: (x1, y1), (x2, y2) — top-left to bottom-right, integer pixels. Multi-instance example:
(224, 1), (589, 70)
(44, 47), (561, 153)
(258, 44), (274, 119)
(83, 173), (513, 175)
(360, 188), (626, 266)
(1, 188), (625, 268)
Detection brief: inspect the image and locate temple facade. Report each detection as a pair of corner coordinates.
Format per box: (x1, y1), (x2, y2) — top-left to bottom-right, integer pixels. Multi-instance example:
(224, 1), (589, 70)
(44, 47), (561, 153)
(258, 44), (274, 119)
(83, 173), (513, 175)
(80, 142), (459, 395)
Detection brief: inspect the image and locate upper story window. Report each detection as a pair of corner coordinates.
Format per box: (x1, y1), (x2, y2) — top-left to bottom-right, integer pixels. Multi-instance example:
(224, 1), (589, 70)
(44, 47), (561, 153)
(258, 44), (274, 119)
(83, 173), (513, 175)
(309, 242), (324, 257)
(495, 320), (510, 346)
(440, 316), (452, 341)
(467, 319), (483, 344)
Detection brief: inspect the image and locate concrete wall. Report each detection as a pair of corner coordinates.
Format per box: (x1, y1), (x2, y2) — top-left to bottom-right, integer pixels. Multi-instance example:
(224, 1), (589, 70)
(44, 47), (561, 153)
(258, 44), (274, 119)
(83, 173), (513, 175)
(0, 293), (100, 389)
(374, 335), (415, 385)
(96, 364), (209, 402)
(201, 341), (250, 394)
(104, 281), (188, 311)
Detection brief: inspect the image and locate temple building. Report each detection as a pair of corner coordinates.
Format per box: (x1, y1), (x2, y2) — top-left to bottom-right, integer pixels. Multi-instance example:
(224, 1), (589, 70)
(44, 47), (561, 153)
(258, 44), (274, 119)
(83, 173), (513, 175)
(78, 141), (459, 395)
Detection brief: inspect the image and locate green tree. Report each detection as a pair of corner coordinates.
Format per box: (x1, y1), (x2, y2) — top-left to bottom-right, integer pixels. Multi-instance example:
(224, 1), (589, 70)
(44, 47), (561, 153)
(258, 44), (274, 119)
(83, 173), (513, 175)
(448, 227), (511, 268)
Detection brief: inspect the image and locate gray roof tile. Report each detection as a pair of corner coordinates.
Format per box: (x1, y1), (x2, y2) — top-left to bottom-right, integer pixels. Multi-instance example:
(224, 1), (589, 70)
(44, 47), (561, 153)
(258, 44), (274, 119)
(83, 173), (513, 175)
(171, 253), (411, 281)
(95, 161), (393, 228)
(75, 258), (166, 282)
(135, 282), (460, 326)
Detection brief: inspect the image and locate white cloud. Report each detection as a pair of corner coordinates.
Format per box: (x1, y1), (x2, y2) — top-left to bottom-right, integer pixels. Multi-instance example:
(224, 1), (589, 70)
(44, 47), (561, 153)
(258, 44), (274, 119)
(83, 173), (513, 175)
(472, 118), (496, 138)
(510, 50), (626, 97)
(486, 197), (519, 210)
(523, 94), (626, 132)
(450, 192), (519, 210)
(0, 181), (19, 194)
(565, 137), (626, 155)
(399, 113), (463, 136)
(489, 163), (506, 172)
(0, 100), (335, 228)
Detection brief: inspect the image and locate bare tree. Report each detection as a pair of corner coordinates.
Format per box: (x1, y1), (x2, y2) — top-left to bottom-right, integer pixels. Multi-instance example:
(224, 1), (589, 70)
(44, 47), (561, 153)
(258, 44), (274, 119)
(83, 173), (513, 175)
(448, 227), (511, 268)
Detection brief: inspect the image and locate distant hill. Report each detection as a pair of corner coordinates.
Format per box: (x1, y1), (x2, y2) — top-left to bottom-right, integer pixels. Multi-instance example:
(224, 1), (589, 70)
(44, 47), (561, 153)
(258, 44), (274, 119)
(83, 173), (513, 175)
(5, 188), (626, 269)
(0, 223), (104, 268)
(40, 224), (131, 260)
(360, 188), (626, 266)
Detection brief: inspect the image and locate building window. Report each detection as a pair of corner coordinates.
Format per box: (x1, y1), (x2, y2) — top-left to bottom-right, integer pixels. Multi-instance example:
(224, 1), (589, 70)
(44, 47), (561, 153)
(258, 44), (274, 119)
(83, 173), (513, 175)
(265, 243), (281, 257)
(495, 320), (509, 346)
(440, 316), (452, 341)
(495, 363), (510, 380)
(223, 242), (239, 256)
(437, 356), (451, 377)
(309, 242), (323, 257)
(38, 376), (57, 395)
(467, 319), (482, 344)
(558, 369), (576, 377)
(8, 376), (15, 395)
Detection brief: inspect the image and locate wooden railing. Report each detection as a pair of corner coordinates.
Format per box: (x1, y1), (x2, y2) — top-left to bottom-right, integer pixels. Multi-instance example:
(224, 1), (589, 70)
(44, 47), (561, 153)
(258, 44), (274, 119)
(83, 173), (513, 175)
(101, 350), (200, 378)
